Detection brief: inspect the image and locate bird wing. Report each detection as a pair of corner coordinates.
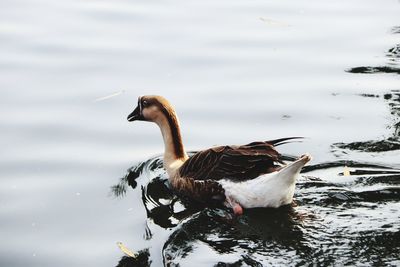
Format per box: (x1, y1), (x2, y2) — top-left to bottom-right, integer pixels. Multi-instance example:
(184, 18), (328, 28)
(179, 137), (301, 181)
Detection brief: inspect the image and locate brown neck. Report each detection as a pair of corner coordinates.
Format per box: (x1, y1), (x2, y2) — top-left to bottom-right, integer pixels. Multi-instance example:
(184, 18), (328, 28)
(155, 106), (187, 161)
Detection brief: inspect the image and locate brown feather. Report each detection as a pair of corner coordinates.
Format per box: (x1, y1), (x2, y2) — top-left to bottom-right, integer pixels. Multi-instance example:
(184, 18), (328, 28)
(179, 138), (301, 181)
(171, 176), (226, 204)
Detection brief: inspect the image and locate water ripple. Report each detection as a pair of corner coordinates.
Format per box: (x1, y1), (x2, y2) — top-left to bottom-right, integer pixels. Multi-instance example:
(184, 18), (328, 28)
(111, 154), (400, 266)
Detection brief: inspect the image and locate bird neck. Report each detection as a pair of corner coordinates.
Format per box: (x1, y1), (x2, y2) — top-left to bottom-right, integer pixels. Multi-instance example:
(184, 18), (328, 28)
(155, 110), (188, 178)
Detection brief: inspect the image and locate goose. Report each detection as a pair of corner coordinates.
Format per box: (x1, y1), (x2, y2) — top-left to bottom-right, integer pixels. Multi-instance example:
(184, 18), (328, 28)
(127, 95), (311, 215)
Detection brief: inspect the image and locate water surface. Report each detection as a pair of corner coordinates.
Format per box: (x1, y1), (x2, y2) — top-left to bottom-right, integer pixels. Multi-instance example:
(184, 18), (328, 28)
(0, 0), (399, 266)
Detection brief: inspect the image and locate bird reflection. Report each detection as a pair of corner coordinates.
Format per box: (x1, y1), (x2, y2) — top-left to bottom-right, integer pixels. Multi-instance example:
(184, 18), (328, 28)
(140, 176), (202, 228)
(111, 154), (218, 229)
(111, 156), (318, 265)
(162, 206), (316, 266)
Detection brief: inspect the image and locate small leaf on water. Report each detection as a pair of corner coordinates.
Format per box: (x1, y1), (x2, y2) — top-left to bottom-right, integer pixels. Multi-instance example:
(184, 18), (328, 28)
(117, 242), (137, 258)
(343, 166), (351, 176)
(94, 90), (125, 102)
(259, 17), (291, 27)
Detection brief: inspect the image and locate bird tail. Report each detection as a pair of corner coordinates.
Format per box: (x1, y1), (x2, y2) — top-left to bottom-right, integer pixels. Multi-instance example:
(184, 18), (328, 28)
(277, 154), (312, 181)
(266, 137), (304, 147)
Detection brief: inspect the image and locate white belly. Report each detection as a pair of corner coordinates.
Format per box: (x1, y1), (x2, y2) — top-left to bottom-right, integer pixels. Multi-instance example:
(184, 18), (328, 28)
(218, 154), (310, 209)
(219, 172), (297, 208)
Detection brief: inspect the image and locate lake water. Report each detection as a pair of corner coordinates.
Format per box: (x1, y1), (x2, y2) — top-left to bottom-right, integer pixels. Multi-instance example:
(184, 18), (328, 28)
(1, 0), (399, 266)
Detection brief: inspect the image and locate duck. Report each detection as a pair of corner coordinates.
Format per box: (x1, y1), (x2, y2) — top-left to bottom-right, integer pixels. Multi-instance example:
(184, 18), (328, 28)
(127, 95), (311, 215)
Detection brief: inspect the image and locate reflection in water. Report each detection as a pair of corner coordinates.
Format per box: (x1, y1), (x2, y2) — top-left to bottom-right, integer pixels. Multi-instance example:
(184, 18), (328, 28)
(116, 249), (151, 267)
(347, 26), (400, 75)
(392, 26), (400, 34)
(387, 44), (400, 65)
(334, 90), (400, 152)
(340, 26), (400, 152)
(347, 66), (400, 75)
(111, 154), (400, 266)
(112, 155), (205, 229)
(163, 208), (309, 266)
(336, 27), (400, 153)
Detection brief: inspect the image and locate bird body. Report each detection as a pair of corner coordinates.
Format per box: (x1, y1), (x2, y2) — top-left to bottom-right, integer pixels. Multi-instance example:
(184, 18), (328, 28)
(127, 95), (311, 215)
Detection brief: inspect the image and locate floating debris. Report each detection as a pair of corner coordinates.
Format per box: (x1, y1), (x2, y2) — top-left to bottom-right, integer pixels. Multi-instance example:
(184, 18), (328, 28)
(259, 17), (291, 27)
(94, 90), (125, 102)
(343, 166), (351, 176)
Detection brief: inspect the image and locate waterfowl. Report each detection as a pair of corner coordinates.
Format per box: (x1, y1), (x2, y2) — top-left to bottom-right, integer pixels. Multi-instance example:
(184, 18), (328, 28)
(127, 95), (311, 215)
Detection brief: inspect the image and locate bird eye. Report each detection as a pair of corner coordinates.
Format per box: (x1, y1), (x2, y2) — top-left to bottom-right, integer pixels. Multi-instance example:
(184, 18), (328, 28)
(142, 100), (149, 107)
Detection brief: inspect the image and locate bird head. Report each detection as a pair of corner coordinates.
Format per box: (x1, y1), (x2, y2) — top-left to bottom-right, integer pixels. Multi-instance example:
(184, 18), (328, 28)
(127, 95), (174, 123)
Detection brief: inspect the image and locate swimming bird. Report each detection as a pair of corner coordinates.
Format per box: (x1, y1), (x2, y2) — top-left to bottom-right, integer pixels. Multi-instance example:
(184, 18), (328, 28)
(127, 95), (311, 215)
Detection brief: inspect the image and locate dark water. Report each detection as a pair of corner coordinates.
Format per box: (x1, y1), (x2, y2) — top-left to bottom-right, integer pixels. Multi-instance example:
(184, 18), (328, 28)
(1, 0), (400, 266)
(113, 155), (400, 266)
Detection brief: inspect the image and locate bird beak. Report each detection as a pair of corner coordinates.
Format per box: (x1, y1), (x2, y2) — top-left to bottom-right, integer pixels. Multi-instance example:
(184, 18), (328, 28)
(127, 97), (144, 121)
